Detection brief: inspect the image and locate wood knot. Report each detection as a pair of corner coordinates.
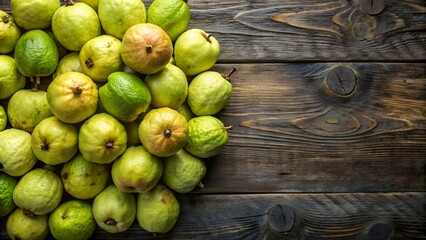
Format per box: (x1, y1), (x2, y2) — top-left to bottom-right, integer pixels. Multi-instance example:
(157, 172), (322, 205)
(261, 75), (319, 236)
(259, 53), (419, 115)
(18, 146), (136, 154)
(325, 65), (357, 97)
(267, 204), (295, 233)
(359, 0), (386, 15)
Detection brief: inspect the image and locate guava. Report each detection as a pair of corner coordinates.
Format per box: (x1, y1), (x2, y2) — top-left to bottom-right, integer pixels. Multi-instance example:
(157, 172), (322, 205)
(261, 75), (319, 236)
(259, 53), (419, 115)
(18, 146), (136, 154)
(147, 0), (190, 42)
(0, 129), (37, 177)
(31, 116), (78, 165)
(10, 0), (60, 30)
(78, 113), (127, 164)
(184, 116), (231, 158)
(13, 167), (63, 216)
(14, 29), (59, 85)
(174, 28), (220, 76)
(137, 183), (180, 233)
(47, 71), (98, 124)
(53, 52), (84, 79)
(111, 145), (163, 193)
(0, 10), (21, 54)
(52, 0), (101, 51)
(48, 200), (96, 240)
(7, 89), (53, 133)
(79, 34), (124, 81)
(187, 69), (235, 116)
(163, 149), (206, 193)
(0, 55), (26, 100)
(60, 153), (109, 199)
(144, 63), (188, 109)
(92, 184), (136, 233)
(138, 107), (189, 157)
(121, 23), (173, 75)
(99, 71), (151, 122)
(0, 172), (17, 217)
(98, 0), (146, 39)
(6, 208), (49, 240)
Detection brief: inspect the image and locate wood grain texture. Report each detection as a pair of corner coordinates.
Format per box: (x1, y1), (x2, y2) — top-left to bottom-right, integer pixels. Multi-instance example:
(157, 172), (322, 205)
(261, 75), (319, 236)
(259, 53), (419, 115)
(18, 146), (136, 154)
(1, 0), (425, 62)
(185, 0), (426, 62)
(1, 192), (423, 239)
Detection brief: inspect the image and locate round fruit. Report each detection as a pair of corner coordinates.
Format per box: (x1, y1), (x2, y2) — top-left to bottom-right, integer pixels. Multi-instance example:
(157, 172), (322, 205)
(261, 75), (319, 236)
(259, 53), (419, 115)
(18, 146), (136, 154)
(0, 105), (7, 131)
(52, 1), (101, 51)
(98, 0), (146, 39)
(144, 63), (188, 109)
(111, 145), (163, 193)
(0, 10), (21, 54)
(163, 149), (206, 193)
(61, 153), (109, 199)
(92, 184), (136, 233)
(14, 29), (59, 80)
(48, 200), (96, 240)
(78, 113), (127, 164)
(53, 52), (84, 79)
(99, 71), (151, 122)
(184, 116), (230, 158)
(7, 89), (53, 133)
(13, 168), (63, 216)
(147, 0), (190, 42)
(6, 208), (49, 240)
(187, 70), (233, 116)
(138, 107), (189, 157)
(47, 71), (98, 124)
(0, 129), (37, 177)
(174, 28), (220, 76)
(121, 23), (173, 75)
(79, 35), (124, 81)
(31, 116), (78, 165)
(0, 55), (26, 100)
(137, 183), (180, 233)
(10, 0), (60, 30)
(0, 173), (17, 217)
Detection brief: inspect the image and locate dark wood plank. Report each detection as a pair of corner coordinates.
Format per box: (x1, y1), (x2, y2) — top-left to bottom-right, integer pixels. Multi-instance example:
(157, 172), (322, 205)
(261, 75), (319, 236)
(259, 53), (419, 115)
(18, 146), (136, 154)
(2, 192), (422, 239)
(195, 62), (426, 193)
(186, 0), (426, 62)
(1, 0), (425, 62)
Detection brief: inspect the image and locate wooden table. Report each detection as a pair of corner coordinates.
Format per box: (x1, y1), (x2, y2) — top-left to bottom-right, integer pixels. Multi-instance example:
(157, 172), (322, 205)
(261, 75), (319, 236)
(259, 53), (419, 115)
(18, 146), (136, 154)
(1, 0), (425, 239)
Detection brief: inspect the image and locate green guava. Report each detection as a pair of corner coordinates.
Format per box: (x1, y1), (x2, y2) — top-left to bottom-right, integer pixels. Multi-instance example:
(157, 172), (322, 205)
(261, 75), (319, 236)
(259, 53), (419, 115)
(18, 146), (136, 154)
(61, 153), (109, 199)
(137, 183), (180, 233)
(184, 116), (231, 158)
(163, 149), (206, 193)
(92, 184), (136, 233)
(78, 113), (127, 164)
(112, 145), (163, 193)
(6, 208), (49, 240)
(13, 168), (63, 216)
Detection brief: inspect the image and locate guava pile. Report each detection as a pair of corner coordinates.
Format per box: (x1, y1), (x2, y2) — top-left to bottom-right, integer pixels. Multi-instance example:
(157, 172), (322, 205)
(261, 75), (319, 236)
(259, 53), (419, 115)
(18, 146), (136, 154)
(0, 0), (236, 238)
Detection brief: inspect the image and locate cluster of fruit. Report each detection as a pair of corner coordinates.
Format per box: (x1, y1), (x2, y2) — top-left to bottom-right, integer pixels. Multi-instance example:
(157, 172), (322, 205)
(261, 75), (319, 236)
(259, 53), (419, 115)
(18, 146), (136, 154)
(0, 0), (235, 238)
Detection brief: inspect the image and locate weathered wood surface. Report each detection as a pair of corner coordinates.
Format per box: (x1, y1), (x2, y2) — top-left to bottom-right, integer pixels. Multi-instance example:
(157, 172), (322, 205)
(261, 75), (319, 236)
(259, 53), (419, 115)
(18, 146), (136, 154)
(187, 0), (426, 62)
(1, 0), (425, 239)
(1, 0), (426, 61)
(1, 192), (425, 239)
